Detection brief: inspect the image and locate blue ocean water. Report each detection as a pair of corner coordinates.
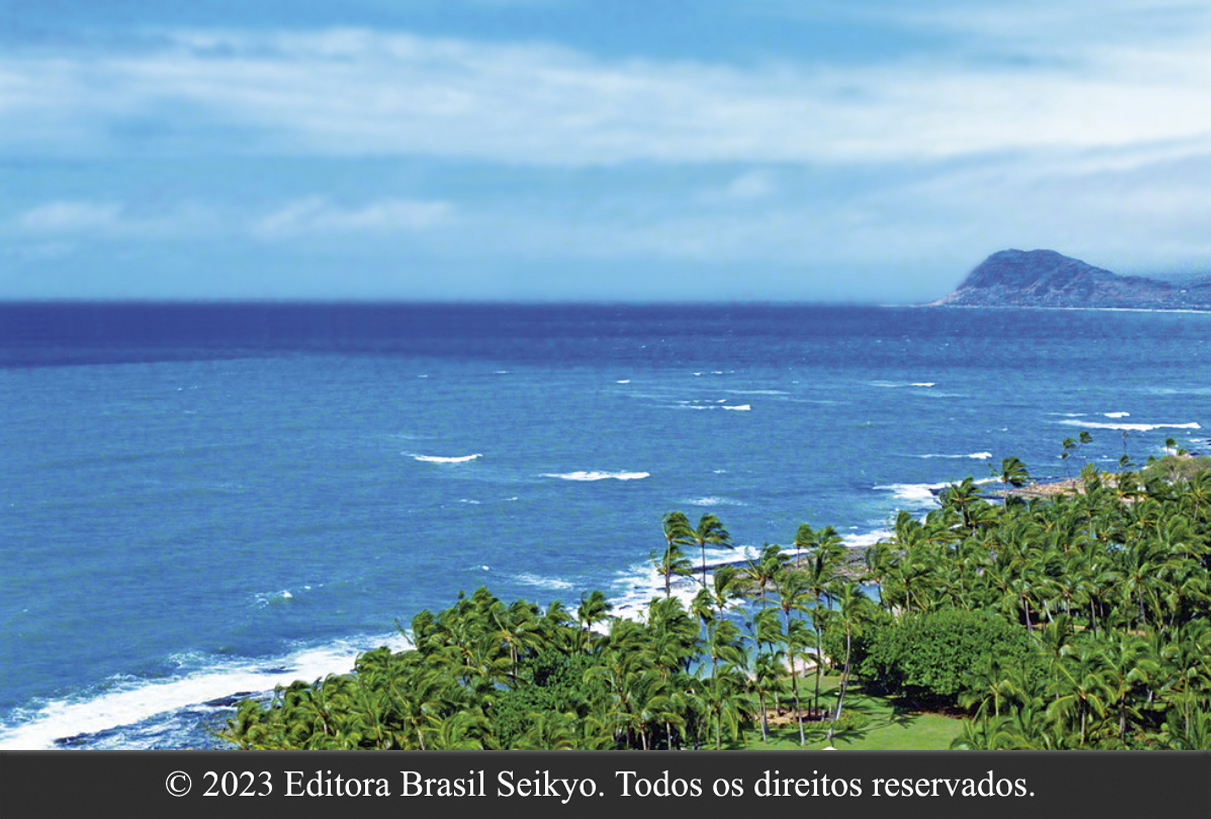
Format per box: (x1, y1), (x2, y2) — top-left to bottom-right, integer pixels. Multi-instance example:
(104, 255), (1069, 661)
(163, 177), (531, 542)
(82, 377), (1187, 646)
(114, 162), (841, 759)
(1, 303), (1207, 749)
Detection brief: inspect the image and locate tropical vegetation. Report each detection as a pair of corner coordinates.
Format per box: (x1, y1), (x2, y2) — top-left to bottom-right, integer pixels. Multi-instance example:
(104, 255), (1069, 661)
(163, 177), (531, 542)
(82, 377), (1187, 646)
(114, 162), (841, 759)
(220, 446), (1211, 750)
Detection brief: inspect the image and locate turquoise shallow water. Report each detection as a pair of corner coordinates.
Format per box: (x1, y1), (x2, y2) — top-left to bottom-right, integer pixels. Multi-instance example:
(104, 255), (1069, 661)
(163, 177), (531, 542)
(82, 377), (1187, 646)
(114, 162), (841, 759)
(1, 303), (1207, 748)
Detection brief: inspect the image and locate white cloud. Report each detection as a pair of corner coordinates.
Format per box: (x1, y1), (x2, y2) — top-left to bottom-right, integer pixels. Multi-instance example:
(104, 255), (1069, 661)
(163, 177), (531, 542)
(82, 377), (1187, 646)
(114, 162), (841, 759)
(2, 21), (1209, 166)
(251, 196), (453, 239)
(18, 201), (124, 232)
(699, 170), (777, 204)
(14, 200), (219, 238)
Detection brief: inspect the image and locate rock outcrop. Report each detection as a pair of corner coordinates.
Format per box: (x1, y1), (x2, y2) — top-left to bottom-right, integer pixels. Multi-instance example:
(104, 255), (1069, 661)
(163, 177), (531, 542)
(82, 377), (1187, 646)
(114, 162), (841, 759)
(932, 249), (1211, 309)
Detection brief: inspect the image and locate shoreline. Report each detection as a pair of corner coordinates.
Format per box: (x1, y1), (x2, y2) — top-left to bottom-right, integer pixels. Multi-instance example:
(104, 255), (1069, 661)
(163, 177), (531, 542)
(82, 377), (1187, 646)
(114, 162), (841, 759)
(16, 462), (1206, 750)
(919, 303), (1211, 314)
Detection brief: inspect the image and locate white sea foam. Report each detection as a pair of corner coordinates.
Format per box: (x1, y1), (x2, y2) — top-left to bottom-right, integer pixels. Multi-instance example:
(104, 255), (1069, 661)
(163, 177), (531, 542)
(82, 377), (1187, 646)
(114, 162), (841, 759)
(607, 543), (762, 626)
(1104, 412), (1131, 418)
(0, 633), (411, 750)
(616, 380), (631, 384)
(1058, 420), (1201, 432)
(722, 404), (751, 411)
(512, 573), (575, 591)
(842, 529), (895, 550)
(874, 482), (950, 506)
(542, 470), (650, 481)
(253, 589), (294, 608)
(409, 453), (483, 463)
(919, 452), (992, 460)
(912, 382), (936, 387)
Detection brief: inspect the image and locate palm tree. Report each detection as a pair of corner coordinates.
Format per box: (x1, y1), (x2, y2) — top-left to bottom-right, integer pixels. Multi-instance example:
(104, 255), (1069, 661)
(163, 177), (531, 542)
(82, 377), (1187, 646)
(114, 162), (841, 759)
(699, 663), (750, 749)
(797, 531), (845, 712)
(654, 511), (696, 597)
(744, 543), (787, 608)
(749, 607), (785, 743)
(1061, 437), (1078, 478)
(576, 590), (613, 650)
(691, 513), (732, 588)
(1100, 631), (1159, 742)
(792, 523), (815, 568)
(772, 569), (814, 745)
(825, 581), (874, 744)
(1049, 641), (1111, 747)
(940, 476), (991, 534)
(996, 456), (1031, 494)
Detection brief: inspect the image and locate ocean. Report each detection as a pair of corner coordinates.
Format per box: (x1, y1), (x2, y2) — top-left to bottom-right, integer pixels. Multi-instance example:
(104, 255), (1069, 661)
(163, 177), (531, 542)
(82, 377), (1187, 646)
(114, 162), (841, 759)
(0, 302), (1207, 749)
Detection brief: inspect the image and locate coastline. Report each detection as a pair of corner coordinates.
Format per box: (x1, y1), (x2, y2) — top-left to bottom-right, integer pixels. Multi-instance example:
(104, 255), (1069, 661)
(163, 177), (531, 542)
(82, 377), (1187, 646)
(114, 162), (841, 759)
(920, 303), (1211, 314)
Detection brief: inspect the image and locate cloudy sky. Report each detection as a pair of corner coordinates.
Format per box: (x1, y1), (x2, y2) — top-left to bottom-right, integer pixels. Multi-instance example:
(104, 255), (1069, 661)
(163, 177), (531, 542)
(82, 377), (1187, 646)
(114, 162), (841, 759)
(2, 0), (1209, 302)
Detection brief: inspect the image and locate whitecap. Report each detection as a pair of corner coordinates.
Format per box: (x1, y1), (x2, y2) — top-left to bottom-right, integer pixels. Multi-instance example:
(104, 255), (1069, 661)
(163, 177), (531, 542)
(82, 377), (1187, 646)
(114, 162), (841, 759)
(919, 452), (992, 460)
(1058, 420), (1201, 432)
(512, 573), (574, 591)
(408, 453), (483, 463)
(874, 482), (950, 505)
(253, 589), (295, 608)
(912, 382), (936, 387)
(683, 496), (745, 507)
(722, 404), (751, 411)
(542, 470), (650, 481)
(1104, 412), (1131, 418)
(616, 379), (631, 384)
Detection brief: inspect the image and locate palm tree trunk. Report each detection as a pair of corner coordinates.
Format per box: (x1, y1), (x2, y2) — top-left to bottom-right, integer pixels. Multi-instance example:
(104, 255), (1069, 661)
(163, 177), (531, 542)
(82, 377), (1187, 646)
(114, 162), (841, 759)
(826, 626), (852, 744)
(789, 668), (804, 746)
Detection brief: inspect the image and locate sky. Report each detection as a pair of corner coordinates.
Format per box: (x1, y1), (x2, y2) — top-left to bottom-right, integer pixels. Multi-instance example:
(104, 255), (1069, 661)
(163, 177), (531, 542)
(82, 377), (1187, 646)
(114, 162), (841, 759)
(2, 0), (1210, 302)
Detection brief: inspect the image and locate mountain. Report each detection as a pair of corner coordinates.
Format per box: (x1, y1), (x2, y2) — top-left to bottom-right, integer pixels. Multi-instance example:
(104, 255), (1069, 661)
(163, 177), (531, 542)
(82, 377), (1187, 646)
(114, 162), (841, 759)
(932, 249), (1211, 309)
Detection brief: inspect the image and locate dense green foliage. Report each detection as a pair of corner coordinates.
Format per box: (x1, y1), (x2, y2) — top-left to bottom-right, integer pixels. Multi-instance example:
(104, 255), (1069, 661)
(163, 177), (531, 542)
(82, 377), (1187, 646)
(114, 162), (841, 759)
(867, 460), (1211, 748)
(860, 609), (1037, 705)
(221, 447), (1211, 751)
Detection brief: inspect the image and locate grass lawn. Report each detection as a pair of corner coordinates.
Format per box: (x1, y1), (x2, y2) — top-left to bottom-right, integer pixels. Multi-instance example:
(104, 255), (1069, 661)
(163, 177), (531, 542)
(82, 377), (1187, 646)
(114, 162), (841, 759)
(735, 675), (967, 750)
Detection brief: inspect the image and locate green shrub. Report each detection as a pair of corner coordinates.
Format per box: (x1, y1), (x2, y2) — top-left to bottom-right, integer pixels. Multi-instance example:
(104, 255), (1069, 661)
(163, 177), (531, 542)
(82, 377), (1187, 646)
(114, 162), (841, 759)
(858, 608), (1036, 707)
(829, 709), (870, 733)
(492, 649), (598, 749)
